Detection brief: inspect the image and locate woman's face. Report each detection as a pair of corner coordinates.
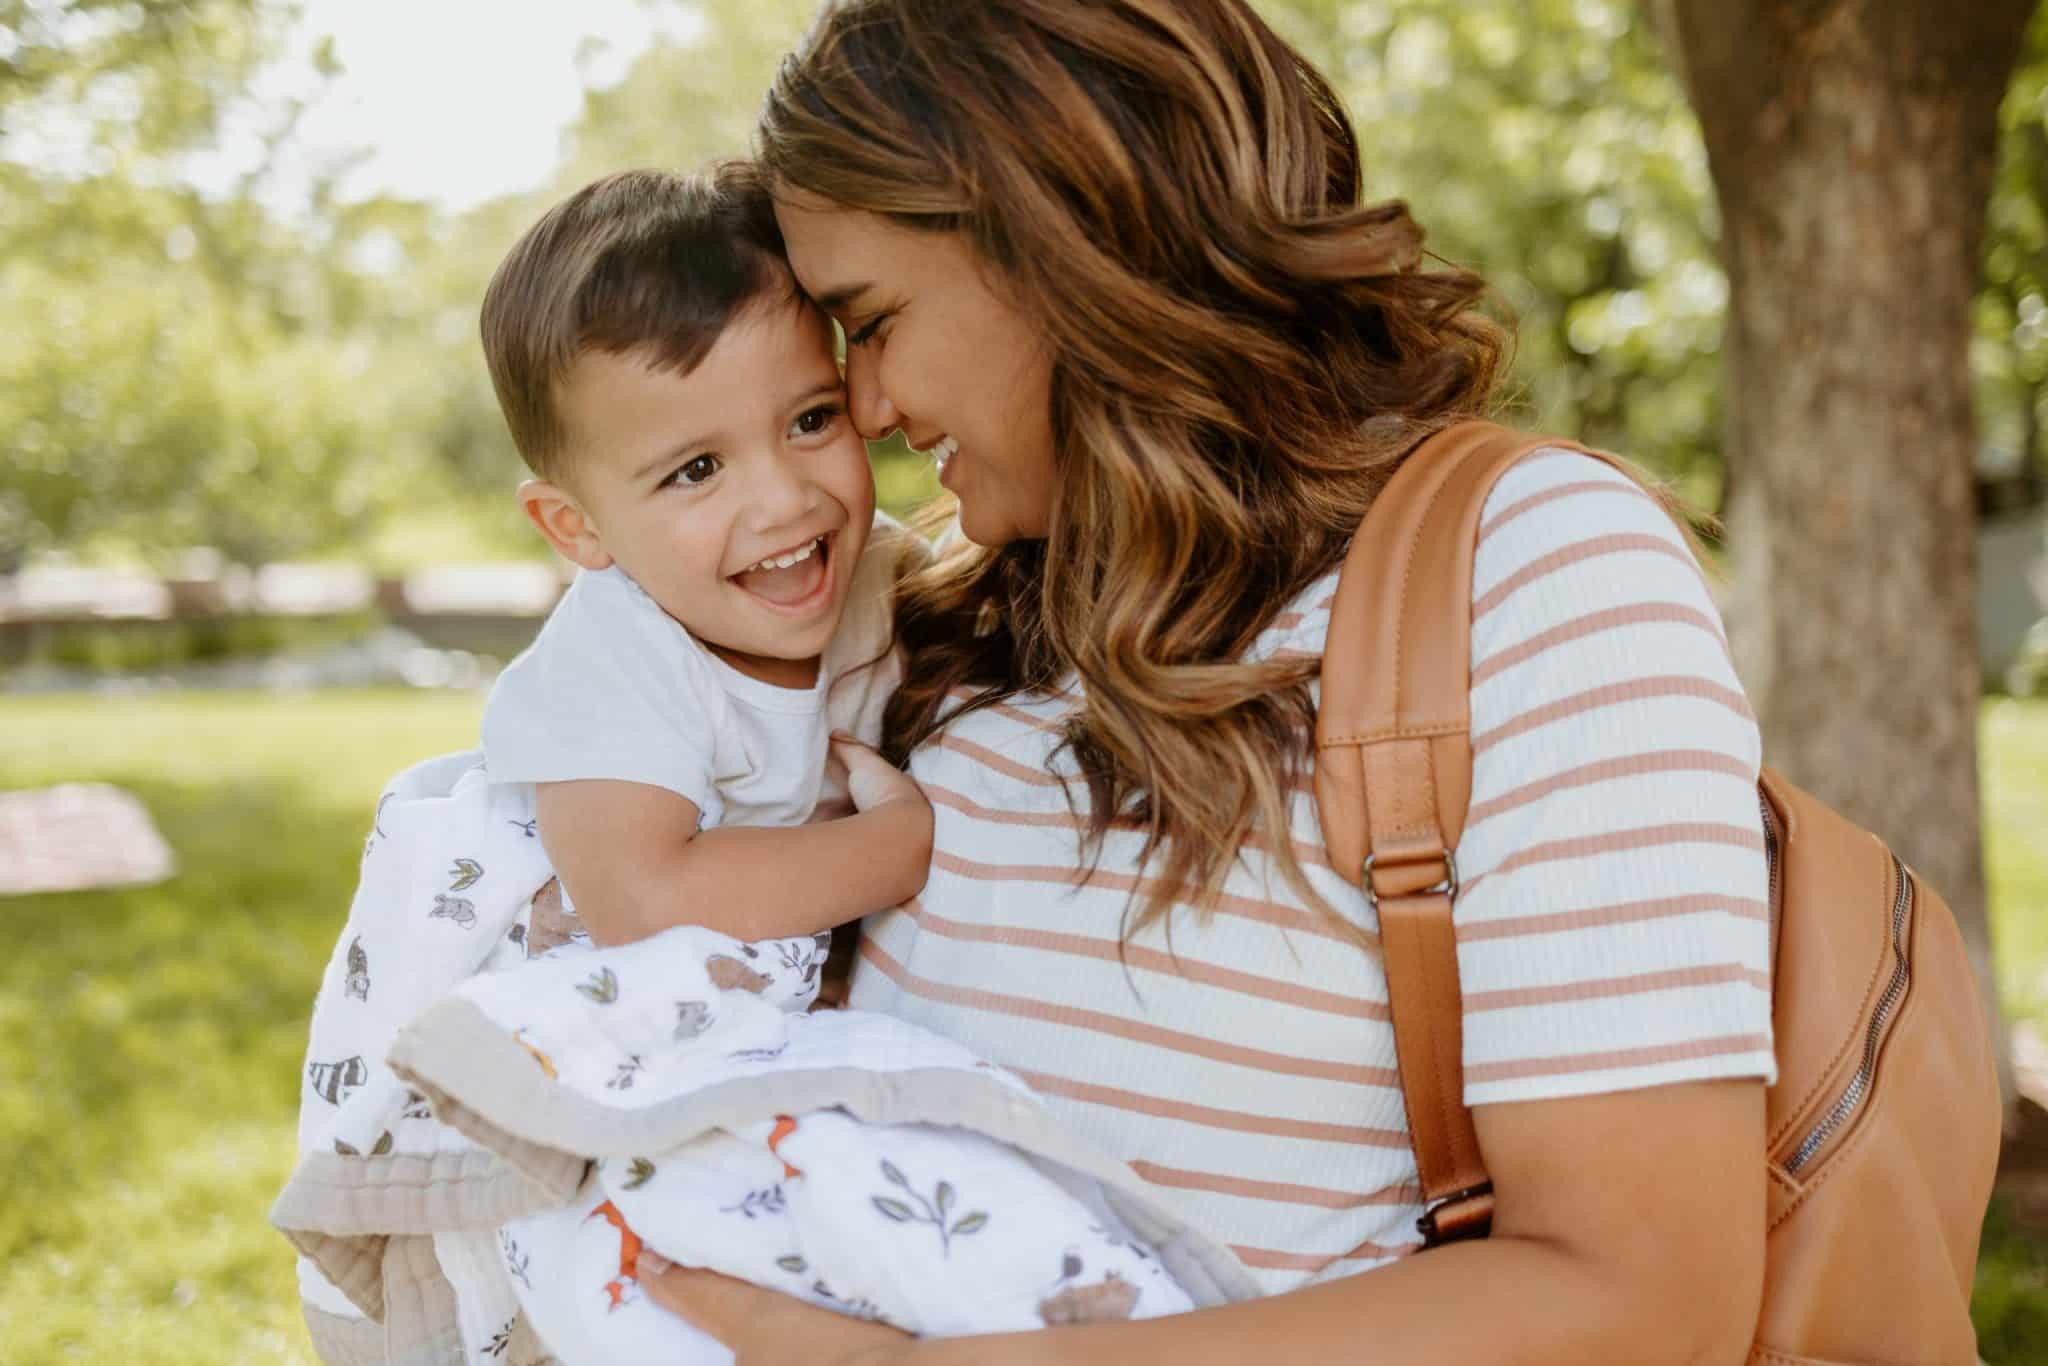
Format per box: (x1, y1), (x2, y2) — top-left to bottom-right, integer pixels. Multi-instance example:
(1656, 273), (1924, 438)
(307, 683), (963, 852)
(774, 192), (1059, 547)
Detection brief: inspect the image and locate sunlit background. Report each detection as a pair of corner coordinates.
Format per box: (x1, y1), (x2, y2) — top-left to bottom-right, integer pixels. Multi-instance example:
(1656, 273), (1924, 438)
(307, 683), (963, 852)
(3, 1), (2047, 1360)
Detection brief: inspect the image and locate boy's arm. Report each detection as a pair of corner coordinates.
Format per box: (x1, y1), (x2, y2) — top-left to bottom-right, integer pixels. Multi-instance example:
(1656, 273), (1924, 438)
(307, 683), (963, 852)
(533, 743), (931, 948)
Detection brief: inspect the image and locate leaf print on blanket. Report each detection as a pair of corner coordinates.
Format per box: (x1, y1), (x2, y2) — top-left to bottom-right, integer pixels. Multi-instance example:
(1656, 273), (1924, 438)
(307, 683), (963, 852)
(776, 938), (822, 988)
(622, 1157), (656, 1191)
(483, 1317), (515, 1358)
(500, 1231), (532, 1290)
(605, 1055), (645, 1091)
(429, 893), (477, 928)
(870, 1160), (988, 1255)
(448, 857), (485, 891)
(721, 1185), (787, 1219)
(576, 967), (619, 1004)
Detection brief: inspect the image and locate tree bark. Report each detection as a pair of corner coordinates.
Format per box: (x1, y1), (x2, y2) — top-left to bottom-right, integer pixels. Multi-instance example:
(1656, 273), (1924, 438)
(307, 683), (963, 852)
(1650, 0), (2035, 1113)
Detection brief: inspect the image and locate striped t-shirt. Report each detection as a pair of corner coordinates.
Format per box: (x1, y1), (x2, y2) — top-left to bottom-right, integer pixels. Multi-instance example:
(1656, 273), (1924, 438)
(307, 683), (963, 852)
(846, 450), (1776, 1294)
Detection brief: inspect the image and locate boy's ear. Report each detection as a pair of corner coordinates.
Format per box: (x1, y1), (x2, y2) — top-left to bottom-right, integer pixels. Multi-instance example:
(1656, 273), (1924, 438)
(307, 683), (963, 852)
(519, 479), (613, 572)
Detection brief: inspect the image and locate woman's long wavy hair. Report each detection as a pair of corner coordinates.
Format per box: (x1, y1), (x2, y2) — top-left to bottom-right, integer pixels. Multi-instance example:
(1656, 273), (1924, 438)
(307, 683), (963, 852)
(760, 0), (1508, 937)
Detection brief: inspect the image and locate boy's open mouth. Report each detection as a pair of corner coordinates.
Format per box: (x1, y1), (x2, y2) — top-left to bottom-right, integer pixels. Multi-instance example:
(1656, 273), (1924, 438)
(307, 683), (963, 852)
(732, 533), (832, 609)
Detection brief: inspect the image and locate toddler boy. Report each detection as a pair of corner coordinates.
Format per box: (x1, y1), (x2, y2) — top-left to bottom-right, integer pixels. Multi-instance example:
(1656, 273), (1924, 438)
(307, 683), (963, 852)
(477, 162), (930, 949)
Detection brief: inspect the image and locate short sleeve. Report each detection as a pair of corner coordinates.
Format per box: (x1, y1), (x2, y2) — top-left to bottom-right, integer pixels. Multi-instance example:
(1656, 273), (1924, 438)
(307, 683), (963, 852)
(1452, 450), (1776, 1105)
(481, 568), (733, 827)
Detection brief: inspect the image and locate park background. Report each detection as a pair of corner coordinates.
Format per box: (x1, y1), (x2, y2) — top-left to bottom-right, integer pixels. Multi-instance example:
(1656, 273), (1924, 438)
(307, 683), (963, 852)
(3, 0), (2047, 1359)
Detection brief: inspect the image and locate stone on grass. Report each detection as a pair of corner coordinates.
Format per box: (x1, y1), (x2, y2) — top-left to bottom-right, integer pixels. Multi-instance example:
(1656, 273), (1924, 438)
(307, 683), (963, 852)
(0, 784), (175, 896)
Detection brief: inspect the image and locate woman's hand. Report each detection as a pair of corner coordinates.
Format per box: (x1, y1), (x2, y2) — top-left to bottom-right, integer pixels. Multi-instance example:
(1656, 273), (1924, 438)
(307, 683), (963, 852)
(828, 734), (934, 907)
(633, 1250), (919, 1366)
(830, 734), (924, 812)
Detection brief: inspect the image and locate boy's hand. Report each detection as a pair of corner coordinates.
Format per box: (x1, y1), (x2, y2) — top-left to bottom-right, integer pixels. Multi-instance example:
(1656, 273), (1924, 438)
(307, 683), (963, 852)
(830, 735), (924, 812)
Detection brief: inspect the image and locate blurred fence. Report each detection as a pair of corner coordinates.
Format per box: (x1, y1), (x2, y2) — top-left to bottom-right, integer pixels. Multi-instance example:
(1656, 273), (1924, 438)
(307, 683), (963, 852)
(0, 561), (566, 691)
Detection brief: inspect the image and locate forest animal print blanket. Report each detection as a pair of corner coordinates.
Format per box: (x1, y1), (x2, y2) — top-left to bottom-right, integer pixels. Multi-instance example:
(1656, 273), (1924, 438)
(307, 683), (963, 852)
(272, 751), (1257, 1366)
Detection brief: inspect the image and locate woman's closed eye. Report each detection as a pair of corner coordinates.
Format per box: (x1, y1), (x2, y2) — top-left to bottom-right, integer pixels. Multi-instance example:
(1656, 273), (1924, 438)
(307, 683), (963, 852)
(659, 453), (721, 489)
(845, 313), (889, 347)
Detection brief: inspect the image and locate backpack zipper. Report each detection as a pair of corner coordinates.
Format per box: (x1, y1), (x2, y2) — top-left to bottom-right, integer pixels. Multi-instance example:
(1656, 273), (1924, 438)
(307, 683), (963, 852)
(1758, 795), (1782, 934)
(1781, 853), (1914, 1176)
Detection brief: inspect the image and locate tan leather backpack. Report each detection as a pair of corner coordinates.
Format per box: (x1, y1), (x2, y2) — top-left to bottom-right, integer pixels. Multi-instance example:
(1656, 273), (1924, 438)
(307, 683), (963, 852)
(1313, 421), (2003, 1364)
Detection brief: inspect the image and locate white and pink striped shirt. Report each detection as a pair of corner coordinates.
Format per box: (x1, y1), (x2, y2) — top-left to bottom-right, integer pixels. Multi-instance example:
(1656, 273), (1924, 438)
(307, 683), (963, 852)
(846, 450), (1776, 1294)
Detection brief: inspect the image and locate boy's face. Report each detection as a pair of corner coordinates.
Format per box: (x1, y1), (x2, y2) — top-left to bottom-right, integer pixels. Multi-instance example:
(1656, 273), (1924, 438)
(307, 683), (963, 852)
(535, 299), (875, 688)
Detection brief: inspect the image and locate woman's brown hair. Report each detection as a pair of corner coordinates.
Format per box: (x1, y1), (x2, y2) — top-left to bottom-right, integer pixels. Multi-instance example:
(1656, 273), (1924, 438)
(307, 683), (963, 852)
(760, 0), (1507, 936)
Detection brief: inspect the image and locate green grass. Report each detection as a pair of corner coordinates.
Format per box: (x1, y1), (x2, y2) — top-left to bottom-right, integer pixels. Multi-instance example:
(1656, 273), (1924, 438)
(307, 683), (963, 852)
(0, 692), (483, 1364)
(1987, 698), (2048, 1025)
(0, 691), (2043, 1362)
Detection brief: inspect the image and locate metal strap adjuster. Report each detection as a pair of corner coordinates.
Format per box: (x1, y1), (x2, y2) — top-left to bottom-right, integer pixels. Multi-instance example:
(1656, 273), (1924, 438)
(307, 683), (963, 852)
(1361, 847), (1458, 912)
(1415, 1182), (1494, 1246)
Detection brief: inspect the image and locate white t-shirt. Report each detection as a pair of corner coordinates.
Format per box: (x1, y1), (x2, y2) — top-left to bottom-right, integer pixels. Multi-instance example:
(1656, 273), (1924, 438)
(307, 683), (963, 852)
(481, 514), (909, 830)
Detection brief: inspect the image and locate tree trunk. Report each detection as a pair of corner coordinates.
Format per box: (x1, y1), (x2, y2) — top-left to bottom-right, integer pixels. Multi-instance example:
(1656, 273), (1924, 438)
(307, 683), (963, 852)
(1650, 0), (2035, 1113)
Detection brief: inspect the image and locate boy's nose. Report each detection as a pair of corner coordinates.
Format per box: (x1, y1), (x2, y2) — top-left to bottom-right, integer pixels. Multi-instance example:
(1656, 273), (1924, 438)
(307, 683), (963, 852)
(845, 346), (901, 441)
(751, 450), (815, 528)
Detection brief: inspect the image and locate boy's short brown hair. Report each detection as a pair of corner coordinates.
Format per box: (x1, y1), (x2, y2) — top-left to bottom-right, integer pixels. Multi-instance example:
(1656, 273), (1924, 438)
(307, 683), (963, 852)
(480, 163), (792, 482)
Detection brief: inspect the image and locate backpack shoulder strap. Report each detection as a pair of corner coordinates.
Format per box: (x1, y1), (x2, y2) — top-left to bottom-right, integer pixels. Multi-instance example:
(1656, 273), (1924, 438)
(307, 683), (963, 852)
(1314, 419), (1608, 1245)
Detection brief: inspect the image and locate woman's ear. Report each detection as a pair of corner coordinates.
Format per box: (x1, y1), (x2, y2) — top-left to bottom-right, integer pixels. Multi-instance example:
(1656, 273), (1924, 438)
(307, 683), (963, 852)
(519, 479), (614, 572)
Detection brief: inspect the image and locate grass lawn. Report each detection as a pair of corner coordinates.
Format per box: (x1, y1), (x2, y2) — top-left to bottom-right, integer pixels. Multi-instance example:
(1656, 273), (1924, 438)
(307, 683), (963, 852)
(0, 690), (2044, 1362)
(0, 692), (484, 1364)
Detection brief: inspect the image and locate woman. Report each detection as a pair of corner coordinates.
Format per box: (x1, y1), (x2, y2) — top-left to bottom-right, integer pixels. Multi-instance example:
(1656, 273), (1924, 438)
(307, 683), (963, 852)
(640, 1), (1772, 1361)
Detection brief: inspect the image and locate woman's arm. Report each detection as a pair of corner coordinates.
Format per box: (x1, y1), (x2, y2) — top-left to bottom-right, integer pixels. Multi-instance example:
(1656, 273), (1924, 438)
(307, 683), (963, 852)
(640, 1077), (1765, 1366)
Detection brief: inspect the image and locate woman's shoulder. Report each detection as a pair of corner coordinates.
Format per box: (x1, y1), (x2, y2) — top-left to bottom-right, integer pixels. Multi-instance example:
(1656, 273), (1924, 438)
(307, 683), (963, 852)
(826, 510), (923, 671)
(1256, 446), (1709, 664)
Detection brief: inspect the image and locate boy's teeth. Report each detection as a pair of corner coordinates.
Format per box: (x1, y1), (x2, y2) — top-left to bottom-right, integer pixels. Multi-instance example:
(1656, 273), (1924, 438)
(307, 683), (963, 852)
(931, 435), (959, 468)
(746, 539), (819, 574)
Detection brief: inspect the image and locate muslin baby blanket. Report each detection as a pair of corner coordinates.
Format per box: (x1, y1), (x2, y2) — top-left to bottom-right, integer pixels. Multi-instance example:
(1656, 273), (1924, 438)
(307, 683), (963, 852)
(272, 752), (1257, 1365)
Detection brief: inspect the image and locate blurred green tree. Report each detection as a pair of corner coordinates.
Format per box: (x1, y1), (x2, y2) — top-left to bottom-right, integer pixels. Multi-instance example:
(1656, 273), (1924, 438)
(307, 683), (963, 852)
(5, 0), (2044, 580)
(1980, 6), (2048, 518)
(0, 0), (469, 567)
(1267, 0), (1726, 505)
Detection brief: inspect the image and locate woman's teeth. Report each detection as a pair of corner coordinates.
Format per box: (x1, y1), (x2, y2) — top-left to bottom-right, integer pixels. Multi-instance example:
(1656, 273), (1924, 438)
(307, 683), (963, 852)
(742, 538), (821, 574)
(931, 435), (959, 471)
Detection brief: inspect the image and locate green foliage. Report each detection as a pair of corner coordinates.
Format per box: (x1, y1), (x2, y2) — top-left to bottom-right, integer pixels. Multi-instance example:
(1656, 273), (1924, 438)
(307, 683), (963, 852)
(1979, 3), (2048, 508)
(2, 0), (2041, 564)
(1977, 1196), (2048, 1363)
(0, 1), (485, 567)
(0, 0), (273, 159)
(1262, 0), (1725, 498)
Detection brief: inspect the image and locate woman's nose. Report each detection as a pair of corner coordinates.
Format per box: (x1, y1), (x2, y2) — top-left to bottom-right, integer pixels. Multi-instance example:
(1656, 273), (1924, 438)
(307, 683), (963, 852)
(845, 345), (901, 442)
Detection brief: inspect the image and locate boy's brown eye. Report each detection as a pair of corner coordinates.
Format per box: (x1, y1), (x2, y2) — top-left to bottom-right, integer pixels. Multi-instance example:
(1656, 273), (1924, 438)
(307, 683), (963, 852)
(673, 455), (719, 486)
